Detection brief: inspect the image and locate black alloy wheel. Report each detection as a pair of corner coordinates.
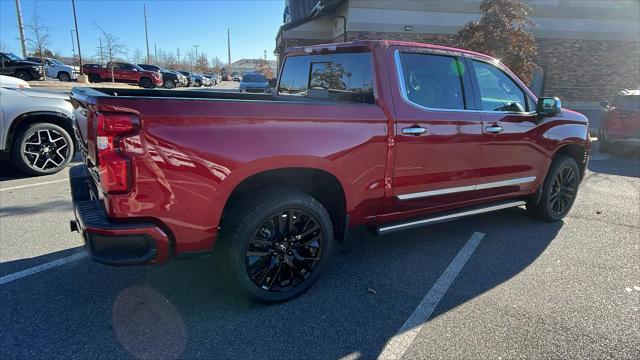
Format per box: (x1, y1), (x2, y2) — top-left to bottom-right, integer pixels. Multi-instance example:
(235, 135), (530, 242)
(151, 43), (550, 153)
(548, 165), (578, 217)
(139, 77), (154, 89)
(223, 187), (334, 303)
(15, 70), (32, 81)
(527, 155), (580, 221)
(245, 209), (324, 292)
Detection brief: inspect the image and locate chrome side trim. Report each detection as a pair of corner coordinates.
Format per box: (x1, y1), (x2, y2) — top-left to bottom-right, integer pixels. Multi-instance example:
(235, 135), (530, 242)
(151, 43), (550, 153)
(475, 176), (536, 190)
(396, 176), (536, 201)
(377, 200), (526, 234)
(393, 50), (536, 116)
(397, 184), (476, 200)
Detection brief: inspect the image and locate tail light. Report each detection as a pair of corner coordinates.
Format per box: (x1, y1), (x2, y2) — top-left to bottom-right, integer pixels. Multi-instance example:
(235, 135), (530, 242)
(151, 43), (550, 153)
(95, 112), (139, 194)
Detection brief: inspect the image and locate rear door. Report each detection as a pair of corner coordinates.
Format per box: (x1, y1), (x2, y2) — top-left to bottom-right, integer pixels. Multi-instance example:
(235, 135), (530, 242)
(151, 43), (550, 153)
(390, 47), (484, 213)
(466, 57), (545, 197)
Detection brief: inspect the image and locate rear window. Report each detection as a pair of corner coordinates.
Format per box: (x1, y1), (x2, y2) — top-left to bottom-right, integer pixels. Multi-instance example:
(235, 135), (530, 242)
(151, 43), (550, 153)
(619, 95), (640, 111)
(243, 74), (266, 82)
(278, 52), (374, 104)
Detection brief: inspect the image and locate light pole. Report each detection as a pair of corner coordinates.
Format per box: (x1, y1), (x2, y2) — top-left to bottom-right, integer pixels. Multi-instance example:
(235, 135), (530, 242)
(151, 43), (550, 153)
(71, 0), (84, 76)
(14, 0), (27, 58)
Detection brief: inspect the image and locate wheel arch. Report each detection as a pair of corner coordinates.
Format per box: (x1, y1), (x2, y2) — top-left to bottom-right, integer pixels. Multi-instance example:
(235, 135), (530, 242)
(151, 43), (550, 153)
(220, 166), (350, 243)
(6, 111), (75, 153)
(552, 142), (588, 180)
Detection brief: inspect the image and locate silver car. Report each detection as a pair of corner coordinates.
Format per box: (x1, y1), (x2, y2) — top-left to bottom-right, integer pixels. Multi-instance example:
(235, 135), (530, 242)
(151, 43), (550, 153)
(0, 87), (75, 175)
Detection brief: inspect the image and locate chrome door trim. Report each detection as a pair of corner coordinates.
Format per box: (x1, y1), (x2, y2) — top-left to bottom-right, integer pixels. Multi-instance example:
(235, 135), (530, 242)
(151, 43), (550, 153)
(397, 184), (477, 200)
(378, 200), (527, 234)
(396, 176), (536, 201)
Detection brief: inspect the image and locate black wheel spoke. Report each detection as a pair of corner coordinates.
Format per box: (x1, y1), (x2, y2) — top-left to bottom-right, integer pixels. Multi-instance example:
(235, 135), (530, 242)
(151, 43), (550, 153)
(245, 208), (324, 293)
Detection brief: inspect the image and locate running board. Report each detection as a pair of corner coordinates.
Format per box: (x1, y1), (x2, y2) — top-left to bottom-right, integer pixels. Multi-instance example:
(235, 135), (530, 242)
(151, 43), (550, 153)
(376, 200), (526, 235)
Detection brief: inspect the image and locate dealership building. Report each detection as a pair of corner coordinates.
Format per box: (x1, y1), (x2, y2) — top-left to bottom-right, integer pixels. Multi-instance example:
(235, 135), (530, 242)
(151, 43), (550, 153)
(276, 0), (639, 122)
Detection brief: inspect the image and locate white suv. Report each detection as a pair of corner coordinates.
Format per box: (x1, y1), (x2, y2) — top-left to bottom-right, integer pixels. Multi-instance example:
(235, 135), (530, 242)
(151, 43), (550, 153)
(26, 57), (78, 82)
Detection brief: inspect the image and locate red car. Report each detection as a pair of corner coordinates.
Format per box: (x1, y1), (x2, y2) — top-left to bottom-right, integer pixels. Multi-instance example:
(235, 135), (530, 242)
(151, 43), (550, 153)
(82, 61), (163, 89)
(599, 89), (640, 153)
(69, 40), (591, 302)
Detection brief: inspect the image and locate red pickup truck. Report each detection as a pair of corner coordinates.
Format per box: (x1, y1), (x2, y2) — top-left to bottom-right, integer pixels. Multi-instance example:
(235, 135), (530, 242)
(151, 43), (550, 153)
(69, 40), (590, 302)
(82, 61), (163, 88)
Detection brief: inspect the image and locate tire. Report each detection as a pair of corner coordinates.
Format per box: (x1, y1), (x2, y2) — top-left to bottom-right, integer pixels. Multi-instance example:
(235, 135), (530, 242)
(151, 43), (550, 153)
(598, 128), (614, 153)
(88, 73), (101, 83)
(11, 122), (74, 176)
(527, 155), (580, 222)
(57, 72), (71, 82)
(15, 70), (32, 81)
(164, 80), (176, 89)
(220, 187), (334, 303)
(139, 77), (154, 89)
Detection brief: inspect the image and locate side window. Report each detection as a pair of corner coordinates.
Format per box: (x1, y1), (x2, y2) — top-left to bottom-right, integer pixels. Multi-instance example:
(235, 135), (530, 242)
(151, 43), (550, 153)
(471, 60), (527, 112)
(278, 52), (374, 103)
(121, 64), (134, 71)
(397, 53), (466, 110)
(278, 56), (309, 96)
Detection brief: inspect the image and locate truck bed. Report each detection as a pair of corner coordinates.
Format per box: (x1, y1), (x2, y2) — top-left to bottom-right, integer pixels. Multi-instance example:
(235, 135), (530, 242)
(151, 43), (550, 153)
(70, 87), (299, 103)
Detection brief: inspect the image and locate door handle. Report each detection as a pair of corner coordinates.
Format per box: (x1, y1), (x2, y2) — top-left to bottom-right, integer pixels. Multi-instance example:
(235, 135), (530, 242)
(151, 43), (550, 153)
(402, 126), (427, 136)
(485, 125), (504, 134)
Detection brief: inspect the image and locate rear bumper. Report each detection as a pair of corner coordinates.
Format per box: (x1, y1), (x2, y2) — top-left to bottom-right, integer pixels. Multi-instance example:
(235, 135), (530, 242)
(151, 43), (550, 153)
(69, 165), (170, 266)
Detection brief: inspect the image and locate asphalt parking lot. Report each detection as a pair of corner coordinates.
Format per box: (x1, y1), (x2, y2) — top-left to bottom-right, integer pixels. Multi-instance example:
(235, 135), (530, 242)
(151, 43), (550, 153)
(1, 145), (638, 359)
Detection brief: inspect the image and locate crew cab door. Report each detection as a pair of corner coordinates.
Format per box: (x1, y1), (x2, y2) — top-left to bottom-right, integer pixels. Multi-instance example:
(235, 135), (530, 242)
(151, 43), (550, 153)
(389, 48), (484, 213)
(0, 54), (14, 76)
(465, 57), (545, 197)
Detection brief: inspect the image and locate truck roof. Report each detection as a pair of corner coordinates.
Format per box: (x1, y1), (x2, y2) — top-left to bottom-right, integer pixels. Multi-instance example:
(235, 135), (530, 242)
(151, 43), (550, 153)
(285, 40), (493, 61)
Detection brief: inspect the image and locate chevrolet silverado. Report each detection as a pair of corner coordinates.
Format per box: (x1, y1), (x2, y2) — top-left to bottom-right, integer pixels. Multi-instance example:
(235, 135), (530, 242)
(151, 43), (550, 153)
(69, 40), (591, 302)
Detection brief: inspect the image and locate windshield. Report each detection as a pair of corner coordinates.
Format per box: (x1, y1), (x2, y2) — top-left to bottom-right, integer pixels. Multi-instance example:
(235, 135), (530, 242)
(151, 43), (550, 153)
(242, 74), (266, 83)
(133, 64), (146, 71)
(5, 53), (23, 61)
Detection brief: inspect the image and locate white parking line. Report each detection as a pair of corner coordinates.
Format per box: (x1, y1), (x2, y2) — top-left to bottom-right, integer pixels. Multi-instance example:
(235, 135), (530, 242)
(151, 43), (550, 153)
(378, 232), (485, 360)
(0, 252), (86, 285)
(0, 178), (69, 192)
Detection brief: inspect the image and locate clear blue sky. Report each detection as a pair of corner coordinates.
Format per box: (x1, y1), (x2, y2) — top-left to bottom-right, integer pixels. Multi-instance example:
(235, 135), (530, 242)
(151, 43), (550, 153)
(0, 0), (284, 63)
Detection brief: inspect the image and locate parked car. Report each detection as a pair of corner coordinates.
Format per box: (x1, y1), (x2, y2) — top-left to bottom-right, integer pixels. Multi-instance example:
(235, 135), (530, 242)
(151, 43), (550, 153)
(68, 40), (590, 303)
(1, 87), (75, 175)
(26, 57), (78, 82)
(82, 62), (162, 88)
(198, 74), (212, 87)
(0, 74), (30, 89)
(178, 71), (198, 87)
(222, 74), (232, 81)
(0, 52), (43, 81)
(138, 64), (182, 89)
(599, 89), (640, 153)
(233, 74), (242, 81)
(239, 72), (270, 93)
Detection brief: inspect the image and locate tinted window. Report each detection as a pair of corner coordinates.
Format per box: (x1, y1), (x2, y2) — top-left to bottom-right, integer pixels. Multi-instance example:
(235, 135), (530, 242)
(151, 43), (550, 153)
(472, 60), (526, 112)
(278, 52), (374, 103)
(620, 95), (640, 111)
(398, 53), (466, 110)
(243, 74), (266, 82)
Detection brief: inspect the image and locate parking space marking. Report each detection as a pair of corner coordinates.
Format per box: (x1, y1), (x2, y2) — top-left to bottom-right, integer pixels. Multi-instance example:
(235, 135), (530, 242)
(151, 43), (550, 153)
(0, 178), (69, 192)
(0, 252), (86, 285)
(378, 232), (485, 360)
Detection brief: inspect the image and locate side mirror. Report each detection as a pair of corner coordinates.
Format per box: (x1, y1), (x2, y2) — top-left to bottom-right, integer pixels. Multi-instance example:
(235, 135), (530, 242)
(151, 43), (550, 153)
(536, 97), (562, 117)
(600, 101), (609, 108)
(132, 68), (138, 72)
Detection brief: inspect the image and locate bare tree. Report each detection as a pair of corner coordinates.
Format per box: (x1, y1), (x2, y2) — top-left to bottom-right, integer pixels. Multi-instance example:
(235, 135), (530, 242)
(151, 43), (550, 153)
(194, 53), (209, 73)
(0, 41), (10, 53)
(130, 48), (144, 64)
(95, 24), (128, 82)
(26, 5), (50, 81)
